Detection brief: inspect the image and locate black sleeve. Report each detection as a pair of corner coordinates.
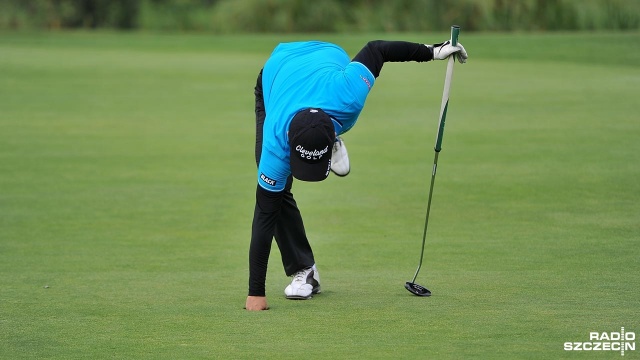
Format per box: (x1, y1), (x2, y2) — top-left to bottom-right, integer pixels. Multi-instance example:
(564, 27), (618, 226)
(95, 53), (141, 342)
(352, 40), (433, 78)
(248, 185), (284, 296)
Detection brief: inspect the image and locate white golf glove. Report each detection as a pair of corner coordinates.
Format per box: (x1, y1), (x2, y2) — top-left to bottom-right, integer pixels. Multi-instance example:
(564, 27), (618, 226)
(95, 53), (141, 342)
(429, 41), (468, 64)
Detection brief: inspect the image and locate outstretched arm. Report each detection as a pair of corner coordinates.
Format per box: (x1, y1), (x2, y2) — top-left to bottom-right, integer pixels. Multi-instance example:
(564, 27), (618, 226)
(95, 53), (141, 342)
(352, 40), (468, 78)
(352, 41), (433, 78)
(248, 185), (284, 296)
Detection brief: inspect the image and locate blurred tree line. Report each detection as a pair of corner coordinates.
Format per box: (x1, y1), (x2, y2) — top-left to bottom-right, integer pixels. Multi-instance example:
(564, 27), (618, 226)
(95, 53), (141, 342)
(1, 0), (638, 32)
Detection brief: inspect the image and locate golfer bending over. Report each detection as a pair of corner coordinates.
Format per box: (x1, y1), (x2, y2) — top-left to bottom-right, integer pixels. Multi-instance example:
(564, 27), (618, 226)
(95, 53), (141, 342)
(247, 39), (468, 311)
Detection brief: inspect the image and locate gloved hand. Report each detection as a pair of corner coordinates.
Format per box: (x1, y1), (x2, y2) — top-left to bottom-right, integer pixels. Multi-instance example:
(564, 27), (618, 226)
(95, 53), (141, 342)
(430, 41), (468, 64)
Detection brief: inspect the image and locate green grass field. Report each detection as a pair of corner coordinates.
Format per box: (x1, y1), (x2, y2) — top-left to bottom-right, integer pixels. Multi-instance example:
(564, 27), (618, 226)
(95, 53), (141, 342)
(1, 30), (639, 359)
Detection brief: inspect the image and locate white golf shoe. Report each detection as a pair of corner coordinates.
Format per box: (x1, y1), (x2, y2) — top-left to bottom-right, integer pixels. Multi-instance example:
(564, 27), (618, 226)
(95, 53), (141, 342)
(330, 137), (350, 177)
(284, 264), (321, 300)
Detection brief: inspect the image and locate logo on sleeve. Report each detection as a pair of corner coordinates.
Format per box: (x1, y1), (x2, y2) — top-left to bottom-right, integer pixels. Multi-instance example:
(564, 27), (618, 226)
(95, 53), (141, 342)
(260, 173), (277, 187)
(359, 74), (371, 90)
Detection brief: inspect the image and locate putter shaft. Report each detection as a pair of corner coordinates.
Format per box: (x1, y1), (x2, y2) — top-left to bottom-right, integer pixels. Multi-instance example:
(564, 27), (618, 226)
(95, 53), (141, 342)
(411, 151), (440, 283)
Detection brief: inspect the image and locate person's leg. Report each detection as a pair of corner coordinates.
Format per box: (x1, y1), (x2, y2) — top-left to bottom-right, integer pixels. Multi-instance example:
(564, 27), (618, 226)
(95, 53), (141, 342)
(254, 69), (315, 276)
(273, 176), (315, 276)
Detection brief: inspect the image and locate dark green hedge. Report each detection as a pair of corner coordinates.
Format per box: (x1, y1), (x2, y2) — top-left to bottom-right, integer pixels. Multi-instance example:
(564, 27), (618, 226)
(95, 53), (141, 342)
(1, 0), (638, 32)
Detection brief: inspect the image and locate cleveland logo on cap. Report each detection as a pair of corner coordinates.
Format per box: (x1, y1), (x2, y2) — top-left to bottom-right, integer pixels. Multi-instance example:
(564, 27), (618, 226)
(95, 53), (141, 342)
(296, 144), (329, 161)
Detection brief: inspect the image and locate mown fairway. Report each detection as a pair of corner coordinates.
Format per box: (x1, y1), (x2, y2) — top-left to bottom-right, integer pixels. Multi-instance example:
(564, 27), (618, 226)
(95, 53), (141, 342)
(1, 31), (639, 359)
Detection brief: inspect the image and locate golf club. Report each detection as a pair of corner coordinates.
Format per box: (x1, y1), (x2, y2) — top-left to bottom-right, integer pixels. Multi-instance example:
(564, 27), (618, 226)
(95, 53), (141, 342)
(405, 25), (460, 297)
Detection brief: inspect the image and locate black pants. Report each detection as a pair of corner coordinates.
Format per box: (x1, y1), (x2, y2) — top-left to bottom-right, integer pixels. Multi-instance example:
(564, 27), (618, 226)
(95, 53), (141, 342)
(253, 69), (315, 277)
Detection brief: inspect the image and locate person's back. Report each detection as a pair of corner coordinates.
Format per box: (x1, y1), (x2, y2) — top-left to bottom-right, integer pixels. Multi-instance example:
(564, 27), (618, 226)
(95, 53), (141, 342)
(262, 41), (374, 154)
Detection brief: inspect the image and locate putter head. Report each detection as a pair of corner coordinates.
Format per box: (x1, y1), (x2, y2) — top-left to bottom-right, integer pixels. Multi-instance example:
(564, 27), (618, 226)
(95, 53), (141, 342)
(405, 282), (432, 297)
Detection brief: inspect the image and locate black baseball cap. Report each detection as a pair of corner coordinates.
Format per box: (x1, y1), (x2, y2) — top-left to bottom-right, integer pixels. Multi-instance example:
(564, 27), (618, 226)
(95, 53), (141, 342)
(289, 108), (336, 182)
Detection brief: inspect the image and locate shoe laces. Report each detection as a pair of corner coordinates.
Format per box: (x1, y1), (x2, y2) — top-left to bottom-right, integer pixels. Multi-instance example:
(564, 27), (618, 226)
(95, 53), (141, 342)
(292, 268), (310, 282)
(333, 137), (342, 148)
